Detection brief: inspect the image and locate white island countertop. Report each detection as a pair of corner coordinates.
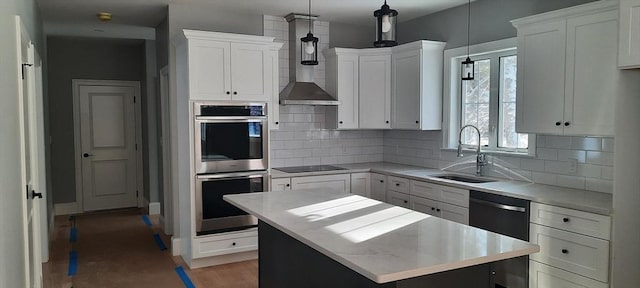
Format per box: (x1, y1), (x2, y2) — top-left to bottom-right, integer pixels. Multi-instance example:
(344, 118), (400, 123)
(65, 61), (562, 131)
(224, 189), (540, 284)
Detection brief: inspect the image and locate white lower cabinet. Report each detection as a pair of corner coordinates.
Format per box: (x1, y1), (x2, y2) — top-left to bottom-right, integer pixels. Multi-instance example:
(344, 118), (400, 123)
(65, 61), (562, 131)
(290, 174), (351, 193)
(387, 190), (411, 209)
(271, 177), (291, 191)
(410, 195), (469, 224)
(192, 230), (258, 259)
(350, 173), (371, 197)
(529, 260), (608, 288)
(529, 202), (611, 287)
(370, 173), (387, 201)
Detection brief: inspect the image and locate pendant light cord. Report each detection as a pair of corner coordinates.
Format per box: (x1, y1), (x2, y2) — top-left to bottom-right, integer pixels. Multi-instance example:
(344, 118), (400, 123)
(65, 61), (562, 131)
(467, 0), (471, 56)
(309, 0), (312, 33)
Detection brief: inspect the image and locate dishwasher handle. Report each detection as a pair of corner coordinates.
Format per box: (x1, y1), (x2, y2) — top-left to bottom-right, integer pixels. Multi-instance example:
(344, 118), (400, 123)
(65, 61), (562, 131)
(470, 198), (527, 213)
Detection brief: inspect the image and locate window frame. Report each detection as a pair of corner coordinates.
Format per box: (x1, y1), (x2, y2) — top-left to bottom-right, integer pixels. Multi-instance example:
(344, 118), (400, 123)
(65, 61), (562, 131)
(442, 38), (535, 156)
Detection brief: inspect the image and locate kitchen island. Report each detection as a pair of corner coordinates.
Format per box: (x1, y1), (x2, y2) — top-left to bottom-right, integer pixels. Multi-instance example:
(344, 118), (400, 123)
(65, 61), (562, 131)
(224, 189), (539, 287)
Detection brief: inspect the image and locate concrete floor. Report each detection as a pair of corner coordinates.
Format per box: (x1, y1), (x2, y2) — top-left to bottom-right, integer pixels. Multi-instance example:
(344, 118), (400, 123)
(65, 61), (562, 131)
(43, 209), (258, 288)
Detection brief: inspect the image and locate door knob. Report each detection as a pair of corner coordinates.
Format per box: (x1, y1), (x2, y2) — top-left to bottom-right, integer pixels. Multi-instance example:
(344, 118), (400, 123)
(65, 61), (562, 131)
(31, 190), (43, 199)
(83, 153), (93, 158)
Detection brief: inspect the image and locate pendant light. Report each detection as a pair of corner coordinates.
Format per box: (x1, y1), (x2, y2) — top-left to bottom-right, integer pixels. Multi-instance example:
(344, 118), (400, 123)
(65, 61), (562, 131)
(461, 0), (474, 81)
(301, 0), (319, 65)
(374, 0), (398, 47)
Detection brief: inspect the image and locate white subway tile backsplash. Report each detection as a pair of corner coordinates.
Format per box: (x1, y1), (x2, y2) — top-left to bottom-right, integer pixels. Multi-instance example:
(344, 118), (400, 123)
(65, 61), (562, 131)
(602, 138), (614, 152)
(521, 159), (545, 172)
(601, 166), (614, 180)
(557, 175), (586, 190)
(536, 148), (559, 160)
(532, 172), (558, 186)
(571, 137), (602, 151)
(586, 178), (613, 193)
(586, 151), (614, 166)
(557, 149), (586, 163)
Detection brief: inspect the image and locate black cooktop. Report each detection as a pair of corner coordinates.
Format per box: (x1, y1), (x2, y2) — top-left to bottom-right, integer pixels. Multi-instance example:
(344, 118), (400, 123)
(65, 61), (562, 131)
(274, 165), (348, 173)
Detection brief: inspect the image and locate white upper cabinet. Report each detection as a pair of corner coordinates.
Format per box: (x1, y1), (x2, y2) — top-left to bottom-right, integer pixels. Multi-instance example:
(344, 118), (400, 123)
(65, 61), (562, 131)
(177, 30), (279, 102)
(359, 49), (392, 129)
(391, 41), (445, 130)
(325, 48), (360, 130)
(266, 43), (283, 130)
(619, 0), (640, 68)
(512, 1), (619, 136)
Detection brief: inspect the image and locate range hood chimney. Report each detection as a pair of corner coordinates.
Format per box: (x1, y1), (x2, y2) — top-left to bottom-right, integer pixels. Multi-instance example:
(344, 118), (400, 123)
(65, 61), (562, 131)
(280, 13), (339, 106)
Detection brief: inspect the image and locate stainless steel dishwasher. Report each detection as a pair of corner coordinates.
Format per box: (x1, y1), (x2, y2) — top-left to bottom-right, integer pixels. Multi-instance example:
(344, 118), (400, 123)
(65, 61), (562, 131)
(469, 190), (530, 288)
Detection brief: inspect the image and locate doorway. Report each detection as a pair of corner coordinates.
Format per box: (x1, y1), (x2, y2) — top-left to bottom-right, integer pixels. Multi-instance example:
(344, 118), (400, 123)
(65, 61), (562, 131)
(72, 80), (143, 212)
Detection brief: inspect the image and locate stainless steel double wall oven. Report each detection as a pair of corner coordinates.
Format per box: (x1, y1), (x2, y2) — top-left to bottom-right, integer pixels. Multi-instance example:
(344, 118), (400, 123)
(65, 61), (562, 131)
(194, 102), (269, 236)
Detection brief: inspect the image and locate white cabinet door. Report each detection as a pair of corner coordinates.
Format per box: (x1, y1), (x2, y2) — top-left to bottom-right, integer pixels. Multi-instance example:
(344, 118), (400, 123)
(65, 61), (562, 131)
(438, 202), (469, 225)
(619, 0), (640, 69)
(271, 177), (291, 191)
(410, 196), (439, 217)
(290, 174), (351, 193)
(332, 54), (360, 129)
(515, 20), (566, 135)
(529, 260), (609, 288)
(359, 54), (391, 129)
(189, 40), (232, 100)
(350, 173), (371, 197)
(387, 190), (411, 209)
(267, 47), (281, 130)
(564, 11), (618, 136)
(530, 223), (610, 282)
(392, 49), (421, 130)
(230, 43), (269, 101)
(370, 173), (387, 202)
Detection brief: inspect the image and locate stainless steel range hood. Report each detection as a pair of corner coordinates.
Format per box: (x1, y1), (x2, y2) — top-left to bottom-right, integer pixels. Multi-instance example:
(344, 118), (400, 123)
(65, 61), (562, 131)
(280, 13), (339, 106)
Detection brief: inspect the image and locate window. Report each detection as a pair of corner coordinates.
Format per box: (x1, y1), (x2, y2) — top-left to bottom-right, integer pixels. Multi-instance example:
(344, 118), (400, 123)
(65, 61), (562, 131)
(444, 38), (534, 155)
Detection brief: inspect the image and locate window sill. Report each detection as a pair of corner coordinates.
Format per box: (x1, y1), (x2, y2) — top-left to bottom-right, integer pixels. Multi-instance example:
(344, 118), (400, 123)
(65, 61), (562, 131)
(441, 147), (536, 158)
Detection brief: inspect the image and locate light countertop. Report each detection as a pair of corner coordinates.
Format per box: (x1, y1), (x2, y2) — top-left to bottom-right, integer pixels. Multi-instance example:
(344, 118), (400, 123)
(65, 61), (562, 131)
(224, 189), (540, 284)
(270, 162), (613, 215)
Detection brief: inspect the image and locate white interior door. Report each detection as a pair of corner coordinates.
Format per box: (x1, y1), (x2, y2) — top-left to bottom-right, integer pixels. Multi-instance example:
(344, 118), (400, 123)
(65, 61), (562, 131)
(16, 16), (43, 288)
(79, 84), (138, 211)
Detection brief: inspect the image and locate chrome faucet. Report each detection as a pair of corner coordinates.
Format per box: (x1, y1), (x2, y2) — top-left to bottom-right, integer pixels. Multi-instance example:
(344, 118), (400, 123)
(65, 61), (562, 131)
(457, 125), (487, 176)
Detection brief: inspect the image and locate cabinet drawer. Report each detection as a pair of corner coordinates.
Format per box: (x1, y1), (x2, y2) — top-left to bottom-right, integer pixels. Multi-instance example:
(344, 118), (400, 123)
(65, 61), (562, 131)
(387, 176), (410, 193)
(193, 234), (258, 258)
(387, 190), (411, 208)
(529, 260), (608, 288)
(530, 202), (611, 240)
(411, 195), (439, 217)
(291, 174), (351, 193)
(530, 223), (610, 282)
(271, 177), (291, 191)
(438, 202), (469, 225)
(410, 180), (469, 207)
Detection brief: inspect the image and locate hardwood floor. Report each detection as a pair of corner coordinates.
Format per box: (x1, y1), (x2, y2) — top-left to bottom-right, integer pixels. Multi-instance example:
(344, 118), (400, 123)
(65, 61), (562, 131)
(44, 209), (258, 288)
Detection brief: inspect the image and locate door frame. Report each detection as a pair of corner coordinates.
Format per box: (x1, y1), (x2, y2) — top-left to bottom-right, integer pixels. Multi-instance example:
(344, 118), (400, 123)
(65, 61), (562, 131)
(72, 79), (144, 212)
(159, 66), (173, 234)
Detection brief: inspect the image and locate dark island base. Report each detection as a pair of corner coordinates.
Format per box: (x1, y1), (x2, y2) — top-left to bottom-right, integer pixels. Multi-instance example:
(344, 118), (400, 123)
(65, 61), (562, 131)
(258, 220), (495, 288)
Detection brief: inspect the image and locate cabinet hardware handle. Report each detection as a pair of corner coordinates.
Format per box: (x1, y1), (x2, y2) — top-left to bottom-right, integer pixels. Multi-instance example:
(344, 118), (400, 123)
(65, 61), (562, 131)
(403, 200), (408, 203)
(564, 122), (570, 126)
(386, 121), (389, 124)
(232, 242), (236, 246)
(563, 217), (570, 223)
(561, 249), (569, 254)
(83, 153), (93, 158)
(436, 209), (441, 212)
(379, 180), (384, 183)
(555, 122), (561, 126)
(275, 121), (279, 125)
(226, 91), (231, 95)
(431, 207), (435, 211)
(31, 190), (43, 199)
(233, 91), (238, 95)
(415, 121), (419, 124)
(286, 184), (290, 187)
(395, 183), (400, 186)
(339, 121), (343, 124)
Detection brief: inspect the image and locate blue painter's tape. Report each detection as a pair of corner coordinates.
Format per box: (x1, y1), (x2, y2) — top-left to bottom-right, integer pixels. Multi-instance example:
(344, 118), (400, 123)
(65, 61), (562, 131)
(70, 227), (77, 243)
(153, 233), (167, 251)
(68, 250), (78, 276)
(142, 215), (152, 227)
(175, 266), (195, 288)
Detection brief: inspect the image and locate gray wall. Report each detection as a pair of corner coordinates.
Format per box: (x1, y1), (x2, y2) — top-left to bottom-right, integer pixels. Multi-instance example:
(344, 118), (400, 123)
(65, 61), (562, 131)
(398, 0), (597, 49)
(155, 16), (169, 214)
(169, 3), (263, 37)
(47, 37), (145, 204)
(0, 0), (43, 285)
(330, 22), (373, 49)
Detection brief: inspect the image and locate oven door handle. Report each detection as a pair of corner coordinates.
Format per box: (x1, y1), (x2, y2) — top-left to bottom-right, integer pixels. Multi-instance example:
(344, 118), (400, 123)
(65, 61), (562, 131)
(470, 198), (527, 213)
(197, 171), (269, 180)
(195, 116), (267, 122)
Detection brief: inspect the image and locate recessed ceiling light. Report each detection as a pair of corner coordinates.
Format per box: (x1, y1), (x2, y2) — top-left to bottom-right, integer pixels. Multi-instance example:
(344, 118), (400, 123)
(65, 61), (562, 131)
(97, 12), (112, 22)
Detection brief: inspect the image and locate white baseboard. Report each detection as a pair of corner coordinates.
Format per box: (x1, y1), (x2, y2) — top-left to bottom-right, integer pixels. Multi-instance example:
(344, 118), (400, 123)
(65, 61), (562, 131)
(149, 202), (161, 215)
(54, 202), (80, 215)
(188, 251), (258, 269)
(171, 237), (182, 256)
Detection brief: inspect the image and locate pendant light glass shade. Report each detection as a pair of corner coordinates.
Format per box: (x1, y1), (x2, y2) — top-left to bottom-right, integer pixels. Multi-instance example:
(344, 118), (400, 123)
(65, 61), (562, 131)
(301, 0), (319, 65)
(374, 1), (398, 47)
(461, 57), (475, 81)
(462, 0), (474, 81)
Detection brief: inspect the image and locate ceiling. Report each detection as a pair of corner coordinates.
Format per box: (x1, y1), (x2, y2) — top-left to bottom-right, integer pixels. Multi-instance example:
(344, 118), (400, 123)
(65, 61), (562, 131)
(37, 0), (471, 28)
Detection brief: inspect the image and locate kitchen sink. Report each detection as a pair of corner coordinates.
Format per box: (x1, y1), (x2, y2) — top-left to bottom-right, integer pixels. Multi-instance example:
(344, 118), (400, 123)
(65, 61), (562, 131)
(433, 174), (496, 184)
